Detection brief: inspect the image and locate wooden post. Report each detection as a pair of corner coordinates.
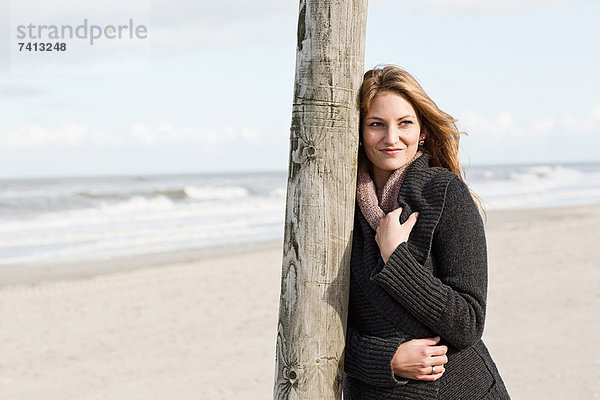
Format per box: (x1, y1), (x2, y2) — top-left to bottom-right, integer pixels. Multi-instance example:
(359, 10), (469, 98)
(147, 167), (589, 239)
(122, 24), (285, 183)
(274, 1), (368, 399)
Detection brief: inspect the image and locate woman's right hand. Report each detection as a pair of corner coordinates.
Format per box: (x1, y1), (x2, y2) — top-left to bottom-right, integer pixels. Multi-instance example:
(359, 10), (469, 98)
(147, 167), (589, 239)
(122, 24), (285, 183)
(375, 207), (419, 263)
(391, 336), (448, 381)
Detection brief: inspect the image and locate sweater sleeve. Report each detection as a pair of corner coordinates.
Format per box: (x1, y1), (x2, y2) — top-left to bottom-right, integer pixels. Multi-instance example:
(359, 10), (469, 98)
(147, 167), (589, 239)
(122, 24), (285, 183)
(371, 176), (488, 350)
(344, 323), (409, 387)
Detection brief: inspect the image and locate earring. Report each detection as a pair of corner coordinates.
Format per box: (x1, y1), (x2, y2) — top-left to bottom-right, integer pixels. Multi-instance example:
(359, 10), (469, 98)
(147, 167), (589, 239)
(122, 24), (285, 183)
(419, 138), (425, 146)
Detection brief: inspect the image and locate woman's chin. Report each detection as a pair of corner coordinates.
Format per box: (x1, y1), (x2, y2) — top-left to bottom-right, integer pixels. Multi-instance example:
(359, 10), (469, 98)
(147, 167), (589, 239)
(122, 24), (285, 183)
(375, 159), (410, 171)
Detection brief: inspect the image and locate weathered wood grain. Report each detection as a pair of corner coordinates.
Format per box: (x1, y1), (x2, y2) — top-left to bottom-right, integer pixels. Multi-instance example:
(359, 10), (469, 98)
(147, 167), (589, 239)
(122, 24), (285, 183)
(274, 1), (368, 399)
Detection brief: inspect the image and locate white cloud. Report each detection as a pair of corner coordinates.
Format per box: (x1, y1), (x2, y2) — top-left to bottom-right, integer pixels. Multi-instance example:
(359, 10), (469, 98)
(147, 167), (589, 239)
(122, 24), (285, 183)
(459, 104), (600, 142)
(0, 122), (114, 148)
(150, 0), (297, 27)
(150, 15), (295, 52)
(130, 123), (243, 145)
(239, 126), (261, 143)
(148, 0), (298, 53)
(560, 104), (600, 133)
(0, 121), (265, 149)
(9, 0), (151, 24)
(373, 0), (576, 14)
(0, 84), (48, 97)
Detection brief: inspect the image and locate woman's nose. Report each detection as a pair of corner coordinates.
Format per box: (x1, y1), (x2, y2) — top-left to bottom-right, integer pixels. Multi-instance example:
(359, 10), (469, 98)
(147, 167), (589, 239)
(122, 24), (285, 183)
(383, 126), (399, 145)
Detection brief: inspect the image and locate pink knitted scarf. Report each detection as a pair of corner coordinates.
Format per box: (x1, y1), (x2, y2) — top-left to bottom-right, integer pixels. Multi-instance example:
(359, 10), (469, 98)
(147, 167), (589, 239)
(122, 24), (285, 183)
(356, 151), (423, 230)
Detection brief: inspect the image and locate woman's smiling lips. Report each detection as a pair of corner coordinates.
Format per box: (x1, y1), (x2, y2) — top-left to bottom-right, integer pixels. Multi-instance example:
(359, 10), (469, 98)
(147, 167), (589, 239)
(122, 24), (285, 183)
(380, 148), (404, 155)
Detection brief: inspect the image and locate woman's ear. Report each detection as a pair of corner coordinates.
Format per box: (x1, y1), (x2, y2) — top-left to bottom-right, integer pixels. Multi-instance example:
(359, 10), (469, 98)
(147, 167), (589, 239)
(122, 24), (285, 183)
(419, 125), (428, 144)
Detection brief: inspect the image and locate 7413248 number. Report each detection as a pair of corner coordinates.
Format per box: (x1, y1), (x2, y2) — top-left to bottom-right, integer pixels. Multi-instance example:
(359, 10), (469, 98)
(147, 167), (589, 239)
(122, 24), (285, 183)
(18, 42), (67, 51)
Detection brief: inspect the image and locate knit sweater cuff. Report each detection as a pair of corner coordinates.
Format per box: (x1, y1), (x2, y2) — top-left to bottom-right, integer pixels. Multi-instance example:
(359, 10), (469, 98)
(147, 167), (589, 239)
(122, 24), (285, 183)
(371, 242), (449, 328)
(344, 328), (409, 387)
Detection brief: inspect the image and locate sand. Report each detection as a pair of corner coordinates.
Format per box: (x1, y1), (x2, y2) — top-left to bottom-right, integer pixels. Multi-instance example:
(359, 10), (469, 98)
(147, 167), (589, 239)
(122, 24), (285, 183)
(0, 204), (599, 399)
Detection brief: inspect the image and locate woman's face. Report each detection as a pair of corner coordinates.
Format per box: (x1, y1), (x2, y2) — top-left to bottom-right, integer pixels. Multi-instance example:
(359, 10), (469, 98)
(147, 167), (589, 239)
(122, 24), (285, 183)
(362, 91), (424, 186)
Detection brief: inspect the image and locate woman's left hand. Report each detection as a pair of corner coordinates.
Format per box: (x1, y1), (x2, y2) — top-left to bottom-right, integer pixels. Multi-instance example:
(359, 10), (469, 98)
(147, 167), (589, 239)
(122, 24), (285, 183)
(375, 207), (418, 263)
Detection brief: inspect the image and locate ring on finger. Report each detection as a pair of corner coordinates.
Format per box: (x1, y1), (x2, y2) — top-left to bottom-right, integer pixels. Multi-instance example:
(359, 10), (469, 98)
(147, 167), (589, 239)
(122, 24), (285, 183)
(431, 365), (436, 375)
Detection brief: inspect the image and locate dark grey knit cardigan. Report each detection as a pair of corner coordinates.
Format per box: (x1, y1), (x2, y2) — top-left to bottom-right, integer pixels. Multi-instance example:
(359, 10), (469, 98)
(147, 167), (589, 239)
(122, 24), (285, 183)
(343, 154), (510, 399)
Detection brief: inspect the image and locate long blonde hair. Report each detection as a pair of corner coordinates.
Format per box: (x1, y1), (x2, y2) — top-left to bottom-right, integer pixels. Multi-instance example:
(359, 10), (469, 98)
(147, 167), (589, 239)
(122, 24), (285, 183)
(358, 65), (485, 215)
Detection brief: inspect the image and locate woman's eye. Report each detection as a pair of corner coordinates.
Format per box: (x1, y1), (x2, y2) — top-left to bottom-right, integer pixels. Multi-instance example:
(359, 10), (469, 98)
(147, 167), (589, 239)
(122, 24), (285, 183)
(369, 122), (383, 127)
(400, 120), (413, 125)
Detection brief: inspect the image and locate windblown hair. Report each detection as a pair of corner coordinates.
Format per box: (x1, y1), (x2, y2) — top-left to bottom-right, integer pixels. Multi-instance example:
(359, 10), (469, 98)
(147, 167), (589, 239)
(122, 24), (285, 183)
(358, 65), (485, 215)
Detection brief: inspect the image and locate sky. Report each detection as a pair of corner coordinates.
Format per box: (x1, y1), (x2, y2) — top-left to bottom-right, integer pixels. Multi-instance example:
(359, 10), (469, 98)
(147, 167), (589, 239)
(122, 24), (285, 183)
(0, 0), (599, 178)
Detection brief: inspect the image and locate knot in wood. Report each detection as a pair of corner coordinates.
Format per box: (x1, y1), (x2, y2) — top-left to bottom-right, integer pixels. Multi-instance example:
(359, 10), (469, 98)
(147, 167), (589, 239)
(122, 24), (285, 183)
(284, 367), (299, 387)
(291, 139), (320, 165)
(300, 143), (318, 161)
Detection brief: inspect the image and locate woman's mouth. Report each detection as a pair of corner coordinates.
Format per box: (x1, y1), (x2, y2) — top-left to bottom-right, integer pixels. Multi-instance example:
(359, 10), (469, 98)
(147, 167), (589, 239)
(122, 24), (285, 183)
(380, 148), (404, 155)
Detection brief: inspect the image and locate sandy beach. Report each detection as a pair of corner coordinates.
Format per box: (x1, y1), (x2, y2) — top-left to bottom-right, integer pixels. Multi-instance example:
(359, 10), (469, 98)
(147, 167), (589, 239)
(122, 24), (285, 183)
(0, 205), (599, 399)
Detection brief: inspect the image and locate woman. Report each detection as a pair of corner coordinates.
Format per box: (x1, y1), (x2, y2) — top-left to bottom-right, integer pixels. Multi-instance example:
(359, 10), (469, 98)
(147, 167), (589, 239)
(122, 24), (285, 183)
(343, 65), (510, 399)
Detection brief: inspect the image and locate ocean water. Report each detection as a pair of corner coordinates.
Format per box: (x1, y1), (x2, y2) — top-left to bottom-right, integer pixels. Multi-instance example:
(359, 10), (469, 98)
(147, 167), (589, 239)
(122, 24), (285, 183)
(1, 161), (599, 265)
